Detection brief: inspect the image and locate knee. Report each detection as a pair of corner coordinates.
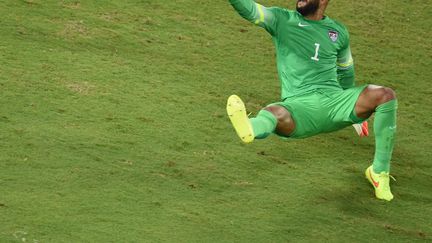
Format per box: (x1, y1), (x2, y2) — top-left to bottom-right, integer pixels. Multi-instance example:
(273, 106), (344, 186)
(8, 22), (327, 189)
(373, 87), (397, 106)
(381, 87), (397, 103)
(264, 105), (293, 125)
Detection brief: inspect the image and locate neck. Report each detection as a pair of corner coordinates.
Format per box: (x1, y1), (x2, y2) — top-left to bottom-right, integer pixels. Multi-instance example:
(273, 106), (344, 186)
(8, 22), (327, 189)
(304, 8), (325, 21)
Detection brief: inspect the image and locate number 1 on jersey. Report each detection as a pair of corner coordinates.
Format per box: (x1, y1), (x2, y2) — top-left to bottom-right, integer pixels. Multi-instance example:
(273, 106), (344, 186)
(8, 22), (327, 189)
(311, 43), (320, 61)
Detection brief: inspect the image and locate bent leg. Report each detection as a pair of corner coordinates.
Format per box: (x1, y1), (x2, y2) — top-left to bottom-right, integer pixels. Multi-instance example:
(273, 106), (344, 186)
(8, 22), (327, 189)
(355, 85), (397, 173)
(355, 85), (396, 119)
(226, 95), (296, 143)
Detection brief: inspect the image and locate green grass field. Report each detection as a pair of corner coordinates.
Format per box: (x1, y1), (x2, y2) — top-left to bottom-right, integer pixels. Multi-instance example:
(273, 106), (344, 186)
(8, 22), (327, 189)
(1, 0), (431, 242)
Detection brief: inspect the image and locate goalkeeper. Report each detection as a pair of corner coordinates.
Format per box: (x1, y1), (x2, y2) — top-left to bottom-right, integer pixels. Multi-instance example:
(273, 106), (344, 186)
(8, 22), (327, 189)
(226, 0), (398, 201)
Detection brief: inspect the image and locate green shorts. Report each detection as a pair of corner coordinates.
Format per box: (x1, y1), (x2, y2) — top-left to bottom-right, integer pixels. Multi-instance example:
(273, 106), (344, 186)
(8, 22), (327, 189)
(271, 85), (368, 139)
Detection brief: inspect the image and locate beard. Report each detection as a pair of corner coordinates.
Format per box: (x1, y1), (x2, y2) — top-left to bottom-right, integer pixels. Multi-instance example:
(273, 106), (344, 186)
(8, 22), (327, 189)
(296, 0), (320, 16)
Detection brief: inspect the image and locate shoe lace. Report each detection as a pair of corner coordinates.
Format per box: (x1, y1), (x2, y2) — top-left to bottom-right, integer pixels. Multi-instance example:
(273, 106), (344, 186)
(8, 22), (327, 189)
(378, 172), (395, 192)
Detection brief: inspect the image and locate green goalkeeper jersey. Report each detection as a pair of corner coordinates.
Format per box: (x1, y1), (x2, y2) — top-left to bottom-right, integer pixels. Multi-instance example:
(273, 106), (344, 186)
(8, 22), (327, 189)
(229, 0), (355, 99)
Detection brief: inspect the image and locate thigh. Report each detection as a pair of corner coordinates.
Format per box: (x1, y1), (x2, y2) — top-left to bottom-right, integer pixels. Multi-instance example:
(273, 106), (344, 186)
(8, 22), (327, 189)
(320, 85), (369, 133)
(270, 92), (330, 139)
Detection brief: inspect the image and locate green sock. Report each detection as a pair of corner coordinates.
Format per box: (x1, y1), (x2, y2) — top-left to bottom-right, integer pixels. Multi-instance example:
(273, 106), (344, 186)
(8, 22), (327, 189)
(250, 110), (277, 139)
(373, 99), (398, 173)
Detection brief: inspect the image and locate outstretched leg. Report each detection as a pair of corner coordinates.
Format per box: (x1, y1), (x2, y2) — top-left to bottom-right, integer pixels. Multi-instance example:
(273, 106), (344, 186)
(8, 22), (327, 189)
(355, 85), (397, 201)
(226, 95), (295, 143)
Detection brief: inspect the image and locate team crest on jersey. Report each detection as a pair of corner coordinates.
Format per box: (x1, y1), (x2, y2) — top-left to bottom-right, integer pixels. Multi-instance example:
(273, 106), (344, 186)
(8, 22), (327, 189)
(328, 30), (339, 42)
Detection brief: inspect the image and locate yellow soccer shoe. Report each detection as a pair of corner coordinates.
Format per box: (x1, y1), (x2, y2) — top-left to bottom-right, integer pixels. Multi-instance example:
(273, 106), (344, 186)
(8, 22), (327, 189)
(365, 165), (394, 201)
(226, 95), (254, 143)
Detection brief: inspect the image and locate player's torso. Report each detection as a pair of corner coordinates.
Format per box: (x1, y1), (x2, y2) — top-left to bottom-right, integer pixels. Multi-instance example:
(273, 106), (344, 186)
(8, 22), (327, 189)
(274, 11), (346, 66)
(272, 10), (348, 98)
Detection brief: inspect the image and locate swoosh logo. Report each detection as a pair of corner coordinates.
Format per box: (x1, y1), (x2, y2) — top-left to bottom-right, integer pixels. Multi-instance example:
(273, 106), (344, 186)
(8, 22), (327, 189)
(369, 168), (380, 188)
(298, 22), (310, 27)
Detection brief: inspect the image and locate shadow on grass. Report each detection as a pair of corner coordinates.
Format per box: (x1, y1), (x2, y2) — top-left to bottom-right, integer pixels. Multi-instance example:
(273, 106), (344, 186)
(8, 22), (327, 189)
(317, 173), (431, 241)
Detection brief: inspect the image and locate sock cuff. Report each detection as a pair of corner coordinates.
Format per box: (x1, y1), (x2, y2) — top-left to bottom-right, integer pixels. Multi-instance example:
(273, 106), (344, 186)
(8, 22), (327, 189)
(257, 109), (278, 124)
(376, 99), (398, 113)
(250, 109), (278, 139)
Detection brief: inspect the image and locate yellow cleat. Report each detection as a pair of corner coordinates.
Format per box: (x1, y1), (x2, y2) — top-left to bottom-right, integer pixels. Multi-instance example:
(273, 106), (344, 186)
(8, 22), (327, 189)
(226, 95), (255, 143)
(365, 165), (394, 201)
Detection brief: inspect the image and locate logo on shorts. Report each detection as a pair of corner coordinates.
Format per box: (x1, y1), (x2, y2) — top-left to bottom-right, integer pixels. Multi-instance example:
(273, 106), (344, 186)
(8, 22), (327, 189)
(328, 30), (339, 42)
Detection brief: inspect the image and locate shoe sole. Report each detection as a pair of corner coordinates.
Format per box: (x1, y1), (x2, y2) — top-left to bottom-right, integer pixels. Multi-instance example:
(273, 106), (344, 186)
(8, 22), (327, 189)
(226, 95), (254, 143)
(361, 121), (369, 136)
(353, 121), (369, 137)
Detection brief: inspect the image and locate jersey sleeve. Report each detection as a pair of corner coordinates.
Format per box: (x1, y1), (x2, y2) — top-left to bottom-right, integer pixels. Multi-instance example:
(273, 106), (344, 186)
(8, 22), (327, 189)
(336, 29), (355, 89)
(228, 0), (278, 35)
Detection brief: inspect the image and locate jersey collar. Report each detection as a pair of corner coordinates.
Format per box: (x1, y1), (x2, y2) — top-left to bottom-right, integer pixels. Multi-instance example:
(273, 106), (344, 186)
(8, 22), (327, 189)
(296, 11), (332, 25)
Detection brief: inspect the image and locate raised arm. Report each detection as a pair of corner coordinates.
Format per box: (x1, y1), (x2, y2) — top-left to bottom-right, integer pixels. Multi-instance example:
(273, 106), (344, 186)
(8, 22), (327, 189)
(229, 0), (278, 35)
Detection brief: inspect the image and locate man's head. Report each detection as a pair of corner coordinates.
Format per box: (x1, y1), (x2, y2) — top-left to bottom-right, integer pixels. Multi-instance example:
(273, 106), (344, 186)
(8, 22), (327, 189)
(296, 0), (329, 17)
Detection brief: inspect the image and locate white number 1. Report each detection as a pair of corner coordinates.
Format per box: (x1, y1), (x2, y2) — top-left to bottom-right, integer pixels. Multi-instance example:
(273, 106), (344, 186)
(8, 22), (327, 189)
(311, 43), (320, 61)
